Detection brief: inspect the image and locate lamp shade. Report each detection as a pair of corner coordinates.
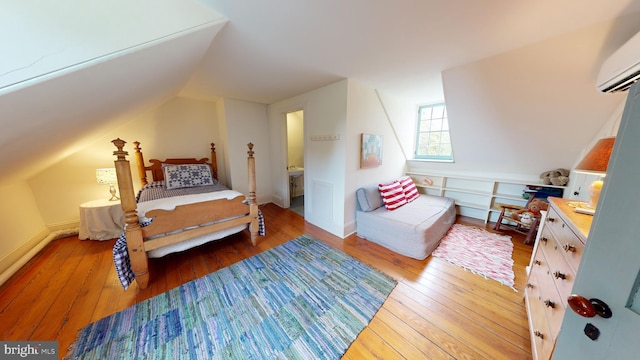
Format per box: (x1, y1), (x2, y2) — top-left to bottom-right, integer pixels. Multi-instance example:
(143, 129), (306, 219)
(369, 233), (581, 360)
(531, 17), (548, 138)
(575, 137), (615, 174)
(96, 168), (118, 185)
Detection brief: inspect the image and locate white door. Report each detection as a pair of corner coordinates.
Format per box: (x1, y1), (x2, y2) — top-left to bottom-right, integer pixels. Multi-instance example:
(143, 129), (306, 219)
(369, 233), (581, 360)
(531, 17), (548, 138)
(554, 83), (640, 358)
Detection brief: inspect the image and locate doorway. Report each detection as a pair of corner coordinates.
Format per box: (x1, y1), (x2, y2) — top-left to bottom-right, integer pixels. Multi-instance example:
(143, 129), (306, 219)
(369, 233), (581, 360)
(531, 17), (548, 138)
(286, 110), (304, 217)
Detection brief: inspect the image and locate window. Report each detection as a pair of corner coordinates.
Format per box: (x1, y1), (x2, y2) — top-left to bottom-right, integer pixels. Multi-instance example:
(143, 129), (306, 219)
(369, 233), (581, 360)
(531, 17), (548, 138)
(414, 103), (453, 161)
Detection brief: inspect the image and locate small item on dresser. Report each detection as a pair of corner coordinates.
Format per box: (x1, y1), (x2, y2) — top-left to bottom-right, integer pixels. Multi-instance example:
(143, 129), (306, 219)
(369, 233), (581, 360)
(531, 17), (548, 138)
(568, 201), (597, 216)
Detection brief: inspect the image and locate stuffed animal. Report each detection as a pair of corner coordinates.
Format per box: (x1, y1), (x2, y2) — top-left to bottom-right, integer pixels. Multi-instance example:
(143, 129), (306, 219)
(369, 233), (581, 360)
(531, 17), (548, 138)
(519, 212), (534, 225)
(540, 168), (570, 186)
(511, 198), (549, 222)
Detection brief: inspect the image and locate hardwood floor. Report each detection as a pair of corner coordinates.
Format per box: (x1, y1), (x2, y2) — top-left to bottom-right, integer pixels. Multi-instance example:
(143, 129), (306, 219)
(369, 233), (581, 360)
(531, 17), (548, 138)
(0, 203), (533, 359)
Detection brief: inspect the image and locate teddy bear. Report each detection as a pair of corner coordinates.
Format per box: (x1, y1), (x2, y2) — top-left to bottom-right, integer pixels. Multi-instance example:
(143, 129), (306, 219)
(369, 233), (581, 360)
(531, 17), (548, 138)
(511, 198), (549, 222)
(540, 168), (570, 186)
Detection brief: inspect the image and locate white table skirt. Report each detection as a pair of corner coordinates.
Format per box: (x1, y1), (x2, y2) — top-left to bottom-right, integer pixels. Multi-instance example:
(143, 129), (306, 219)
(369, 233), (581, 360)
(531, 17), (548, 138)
(79, 199), (125, 240)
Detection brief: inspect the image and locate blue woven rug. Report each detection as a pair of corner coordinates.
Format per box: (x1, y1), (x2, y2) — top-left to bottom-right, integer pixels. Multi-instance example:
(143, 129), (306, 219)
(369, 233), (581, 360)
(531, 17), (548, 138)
(67, 235), (396, 359)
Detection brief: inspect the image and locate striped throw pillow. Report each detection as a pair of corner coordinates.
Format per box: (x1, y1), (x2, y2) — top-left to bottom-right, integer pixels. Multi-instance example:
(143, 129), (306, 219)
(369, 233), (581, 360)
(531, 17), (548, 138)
(399, 176), (419, 203)
(378, 180), (407, 210)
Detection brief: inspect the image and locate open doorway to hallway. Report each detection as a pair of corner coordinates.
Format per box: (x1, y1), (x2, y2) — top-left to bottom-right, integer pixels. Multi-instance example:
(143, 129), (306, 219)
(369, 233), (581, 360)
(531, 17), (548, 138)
(286, 110), (304, 217)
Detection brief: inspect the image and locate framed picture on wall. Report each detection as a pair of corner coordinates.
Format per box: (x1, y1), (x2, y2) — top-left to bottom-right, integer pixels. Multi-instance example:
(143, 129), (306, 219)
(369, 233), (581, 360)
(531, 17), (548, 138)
(360, 133), (383, 168)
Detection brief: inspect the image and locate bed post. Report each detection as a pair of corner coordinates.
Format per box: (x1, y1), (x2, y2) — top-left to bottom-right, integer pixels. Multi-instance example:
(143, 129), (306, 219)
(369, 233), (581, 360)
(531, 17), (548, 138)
(112, 138), (150, 289)
(247, 143), (259, 246)
(210, 143), (218, 180)
(133, 141), (148, 186)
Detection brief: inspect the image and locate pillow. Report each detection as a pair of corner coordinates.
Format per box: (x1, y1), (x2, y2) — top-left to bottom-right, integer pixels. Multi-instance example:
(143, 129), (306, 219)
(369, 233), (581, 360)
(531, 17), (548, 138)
(356, 186), (384, 212)
(399, 176), (419, 203)
(378, 180), (407, 210)
(163, 164), (214, 189)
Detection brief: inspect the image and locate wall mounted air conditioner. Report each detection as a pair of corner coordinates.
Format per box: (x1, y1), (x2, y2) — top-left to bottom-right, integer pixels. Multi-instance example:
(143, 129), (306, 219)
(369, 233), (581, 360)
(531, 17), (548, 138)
(597, 30), (640, 93)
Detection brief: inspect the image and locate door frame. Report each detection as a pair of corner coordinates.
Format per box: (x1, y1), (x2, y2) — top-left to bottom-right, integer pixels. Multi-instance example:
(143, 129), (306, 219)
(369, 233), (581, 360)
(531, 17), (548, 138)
(282, 108), (305, 209)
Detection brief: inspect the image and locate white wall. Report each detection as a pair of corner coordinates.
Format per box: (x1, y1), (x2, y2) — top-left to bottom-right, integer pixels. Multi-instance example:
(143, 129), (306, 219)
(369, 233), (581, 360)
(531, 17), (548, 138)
(28, 97), (220, 227)
(268, 80), (348, 237)
(268, 79), (413, 237)
(344, 81), (411, 235)
(414, 19), (627, 182)
(0, 182), (48, 278)
(216, 98), (272, 204)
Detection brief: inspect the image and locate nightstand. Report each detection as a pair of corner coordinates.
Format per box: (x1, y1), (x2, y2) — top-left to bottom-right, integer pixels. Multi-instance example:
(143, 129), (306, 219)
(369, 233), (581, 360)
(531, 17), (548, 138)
(79, 199), (125, 240)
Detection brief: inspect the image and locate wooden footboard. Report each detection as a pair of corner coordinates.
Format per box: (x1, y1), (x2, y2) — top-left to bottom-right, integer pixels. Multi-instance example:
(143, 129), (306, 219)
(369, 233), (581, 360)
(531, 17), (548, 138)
(111, 139), (259, 289)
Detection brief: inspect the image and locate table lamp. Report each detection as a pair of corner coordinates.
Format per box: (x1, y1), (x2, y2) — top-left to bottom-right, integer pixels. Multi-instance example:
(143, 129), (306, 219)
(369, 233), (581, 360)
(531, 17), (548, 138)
(574, 137), (615, 210)
(96, 168), (120, 201)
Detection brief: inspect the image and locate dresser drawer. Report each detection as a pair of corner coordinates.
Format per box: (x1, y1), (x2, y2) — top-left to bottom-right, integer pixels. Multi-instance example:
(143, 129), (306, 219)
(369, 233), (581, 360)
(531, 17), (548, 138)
(540, 227), (578, 308)
(536, 263), (566, 338)
(525, 271), (554, 360)
(529, 248), (565, 339)
(544, 206), (584, 273)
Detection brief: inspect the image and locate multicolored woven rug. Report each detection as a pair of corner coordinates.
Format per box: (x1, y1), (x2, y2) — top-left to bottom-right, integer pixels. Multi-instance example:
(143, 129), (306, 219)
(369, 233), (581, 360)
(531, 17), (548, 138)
(432, 224), (515, 289)
(67, 235), (396, 359)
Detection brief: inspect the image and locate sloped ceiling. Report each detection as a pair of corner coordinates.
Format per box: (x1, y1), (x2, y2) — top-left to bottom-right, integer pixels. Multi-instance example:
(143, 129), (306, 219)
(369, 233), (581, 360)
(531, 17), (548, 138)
(0, 1), (226, 182)
(3, 0), (640, 182)
(182, 0), (640, 104)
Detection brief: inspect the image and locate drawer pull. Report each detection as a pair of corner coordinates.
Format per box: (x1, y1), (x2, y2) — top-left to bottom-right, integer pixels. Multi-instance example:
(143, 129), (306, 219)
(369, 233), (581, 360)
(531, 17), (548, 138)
(526, 283), (534, 289)
(534, 330), (545, 339)
(544, 299), (556, 308)
(553, 271), (567, 280)
(563, 244), (576, 252)
(534, 260), (542, 265)
(540, 237), (548, 244)
(547, 217), (556, 223)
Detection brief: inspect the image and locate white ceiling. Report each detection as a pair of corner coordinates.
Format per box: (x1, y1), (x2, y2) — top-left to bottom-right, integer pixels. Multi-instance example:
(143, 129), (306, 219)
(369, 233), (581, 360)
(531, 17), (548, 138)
(3, 0), (640, 182)
(180, 0), (640, 104)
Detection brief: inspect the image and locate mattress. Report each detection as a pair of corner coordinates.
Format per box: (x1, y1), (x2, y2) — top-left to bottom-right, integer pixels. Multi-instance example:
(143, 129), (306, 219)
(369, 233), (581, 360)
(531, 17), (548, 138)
(356, 194), (456, 260)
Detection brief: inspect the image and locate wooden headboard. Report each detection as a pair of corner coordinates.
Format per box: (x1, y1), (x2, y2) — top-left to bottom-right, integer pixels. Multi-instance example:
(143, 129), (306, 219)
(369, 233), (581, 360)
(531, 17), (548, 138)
(133, 141), (218, 186)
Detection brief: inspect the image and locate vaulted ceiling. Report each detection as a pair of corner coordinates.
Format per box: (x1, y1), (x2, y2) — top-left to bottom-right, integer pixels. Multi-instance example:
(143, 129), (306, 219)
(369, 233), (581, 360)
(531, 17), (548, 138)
(182, 0), (640, 103)
(2, 0), (640, 182)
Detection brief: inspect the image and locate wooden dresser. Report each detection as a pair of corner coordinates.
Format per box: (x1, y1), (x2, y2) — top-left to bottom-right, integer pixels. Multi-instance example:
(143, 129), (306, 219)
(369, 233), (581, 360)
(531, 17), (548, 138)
(524, 197), (593, 360)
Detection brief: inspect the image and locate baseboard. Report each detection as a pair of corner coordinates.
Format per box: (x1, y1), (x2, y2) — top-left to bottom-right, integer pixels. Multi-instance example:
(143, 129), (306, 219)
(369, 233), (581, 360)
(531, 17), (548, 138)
(271, 194), (284, 208)
(0, 227), (79, 286)
(48, 220), (80, 232)
(343, 220), (356, 238)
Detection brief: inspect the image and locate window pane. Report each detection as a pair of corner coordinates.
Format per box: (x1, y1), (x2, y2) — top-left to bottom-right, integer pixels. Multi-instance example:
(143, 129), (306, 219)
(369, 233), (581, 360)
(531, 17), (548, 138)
(415, 103), (453, 161)
(439, 144), (452, 156)
(431, 119), (442, 132)
(432, 106), (444, 119)
(420, 107), (431, 120)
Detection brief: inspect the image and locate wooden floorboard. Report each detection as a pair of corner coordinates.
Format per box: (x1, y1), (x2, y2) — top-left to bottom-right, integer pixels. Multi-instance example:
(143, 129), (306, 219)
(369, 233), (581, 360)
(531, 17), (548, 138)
(0, 203), (533, 359)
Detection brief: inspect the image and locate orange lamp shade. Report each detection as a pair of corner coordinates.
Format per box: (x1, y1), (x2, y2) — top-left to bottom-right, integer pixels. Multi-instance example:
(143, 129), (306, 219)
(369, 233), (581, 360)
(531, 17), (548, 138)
(575, 137), (615, 174)
(575, 137), (615, 210)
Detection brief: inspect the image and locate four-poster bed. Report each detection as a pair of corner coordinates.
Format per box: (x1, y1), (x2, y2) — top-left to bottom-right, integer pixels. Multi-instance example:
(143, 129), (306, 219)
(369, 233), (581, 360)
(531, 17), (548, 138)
(111, 138), (261, 289)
